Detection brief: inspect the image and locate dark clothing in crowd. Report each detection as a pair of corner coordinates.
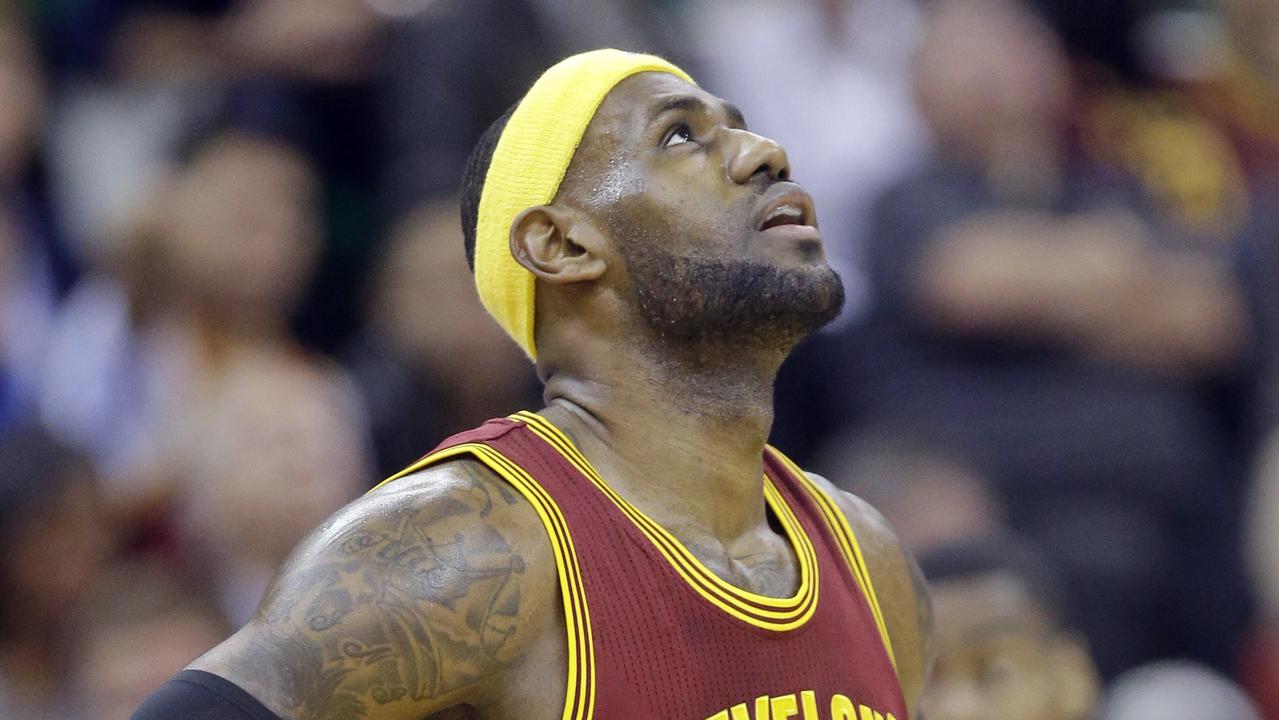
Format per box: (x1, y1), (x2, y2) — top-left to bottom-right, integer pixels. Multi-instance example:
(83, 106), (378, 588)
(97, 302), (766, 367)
(824, 158), (1253, 677)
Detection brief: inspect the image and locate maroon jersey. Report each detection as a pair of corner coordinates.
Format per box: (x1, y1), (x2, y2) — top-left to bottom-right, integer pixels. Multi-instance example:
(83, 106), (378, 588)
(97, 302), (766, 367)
(378, 412), (906, 720)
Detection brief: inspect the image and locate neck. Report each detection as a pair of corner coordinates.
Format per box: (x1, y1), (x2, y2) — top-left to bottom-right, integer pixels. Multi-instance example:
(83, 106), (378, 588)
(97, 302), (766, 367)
(540, 336), (784, 542)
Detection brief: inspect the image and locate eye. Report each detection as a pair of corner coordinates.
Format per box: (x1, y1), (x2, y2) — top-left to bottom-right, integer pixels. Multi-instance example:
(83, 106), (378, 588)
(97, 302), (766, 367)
(663, 123), (695, 148)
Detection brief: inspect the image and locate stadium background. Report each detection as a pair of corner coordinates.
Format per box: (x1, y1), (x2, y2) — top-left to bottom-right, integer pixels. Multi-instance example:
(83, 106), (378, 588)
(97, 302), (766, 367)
(0, 0), (1277, 716)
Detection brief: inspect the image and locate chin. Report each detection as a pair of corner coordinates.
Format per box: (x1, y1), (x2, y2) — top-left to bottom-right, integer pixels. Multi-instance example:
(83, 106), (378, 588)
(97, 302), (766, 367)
(631, 253), (845, 354)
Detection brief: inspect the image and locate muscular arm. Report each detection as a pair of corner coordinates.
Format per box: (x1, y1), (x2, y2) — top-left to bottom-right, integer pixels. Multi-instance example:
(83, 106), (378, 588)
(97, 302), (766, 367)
(806, 474), (934, 719)
(188, 459), (559, 720)
(915, 210), (1248, 375)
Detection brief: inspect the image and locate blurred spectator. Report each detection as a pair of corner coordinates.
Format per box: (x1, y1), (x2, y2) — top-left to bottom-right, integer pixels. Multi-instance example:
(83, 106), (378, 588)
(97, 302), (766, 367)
(39, 126), (323, 516)
(0, 4), (71, 437)
(179, 348), (370, 625)
(849, 0), (1255, 676)
(1217, 0), (1279, 409)
(1249, 427), (1279, 633)
(686, 0), (928, 316)
(1101, 660), (1262, 720)
(73, 561), (227, 720)
(222, 0), (383, 84)
(812, 432), (1003, 555)
(1221, 0), (1279, 103)
(0, 426), (112, 720)
(378, 0), (554, 216)
(1173, 0), (1279, 181)
(157, 129), (321, 338)
(0, 0), (1271, 713)
(1245, 430), (1279, 718)
(379, 0), (690, 217)
(346, 197), (539, 477)
(42, 0), (387, 351)
(920, 533), (1101, 720)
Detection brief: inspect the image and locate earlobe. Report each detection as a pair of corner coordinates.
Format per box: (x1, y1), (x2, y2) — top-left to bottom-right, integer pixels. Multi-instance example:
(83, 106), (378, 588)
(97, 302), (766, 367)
(510, 205), (607, 284)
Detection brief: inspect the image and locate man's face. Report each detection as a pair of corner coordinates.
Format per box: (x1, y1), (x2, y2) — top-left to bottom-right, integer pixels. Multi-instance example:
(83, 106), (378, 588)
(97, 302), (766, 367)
(564, 72), (844, 353)
(921, 573), (1098, 720)
(164, 134), (320, 319)
(0, 19), (44, 178)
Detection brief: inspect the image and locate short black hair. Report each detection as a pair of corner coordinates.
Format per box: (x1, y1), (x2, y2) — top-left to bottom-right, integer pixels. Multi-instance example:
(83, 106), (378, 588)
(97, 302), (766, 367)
(919, 532), (1078, 631)
(170, 81), (313, 169)
(459, 105), (517, 272)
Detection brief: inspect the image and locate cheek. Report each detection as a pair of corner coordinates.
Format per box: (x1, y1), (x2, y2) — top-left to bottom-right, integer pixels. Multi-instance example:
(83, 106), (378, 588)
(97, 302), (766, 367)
(612, 181), (749, 258)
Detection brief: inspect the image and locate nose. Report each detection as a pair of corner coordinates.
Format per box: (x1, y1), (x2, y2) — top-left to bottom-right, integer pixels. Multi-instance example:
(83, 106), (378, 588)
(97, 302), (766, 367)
(725, 129), (791, 185)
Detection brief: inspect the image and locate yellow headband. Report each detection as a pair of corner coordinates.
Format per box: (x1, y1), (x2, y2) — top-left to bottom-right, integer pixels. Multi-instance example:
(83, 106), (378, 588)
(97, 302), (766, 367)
(474, 48), (695, 360)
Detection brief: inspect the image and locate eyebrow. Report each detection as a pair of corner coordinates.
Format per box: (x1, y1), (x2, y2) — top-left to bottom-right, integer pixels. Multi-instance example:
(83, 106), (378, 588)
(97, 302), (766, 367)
(650, 94), (747, 129)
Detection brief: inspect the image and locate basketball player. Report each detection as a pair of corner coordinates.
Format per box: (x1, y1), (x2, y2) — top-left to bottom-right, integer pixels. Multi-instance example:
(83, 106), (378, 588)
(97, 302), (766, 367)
(134, 49), (933, 720)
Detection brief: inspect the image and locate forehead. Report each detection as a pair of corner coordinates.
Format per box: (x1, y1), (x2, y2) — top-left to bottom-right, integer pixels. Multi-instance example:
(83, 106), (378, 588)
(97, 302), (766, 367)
(569, 72), (729, 169)
(594, 71), (718, 126)
(932, 572), (1050, 643)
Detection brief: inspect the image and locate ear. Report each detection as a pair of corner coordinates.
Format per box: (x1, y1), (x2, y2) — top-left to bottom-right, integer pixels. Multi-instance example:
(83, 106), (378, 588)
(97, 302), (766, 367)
(1049, 633), (1101, 720)
(509, 204), (608, 284)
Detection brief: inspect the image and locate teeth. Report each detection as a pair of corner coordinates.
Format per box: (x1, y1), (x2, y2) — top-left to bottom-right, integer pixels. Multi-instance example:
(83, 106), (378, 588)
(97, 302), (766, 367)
(765, 203), (805, 227)
(775, 204), (802, 219)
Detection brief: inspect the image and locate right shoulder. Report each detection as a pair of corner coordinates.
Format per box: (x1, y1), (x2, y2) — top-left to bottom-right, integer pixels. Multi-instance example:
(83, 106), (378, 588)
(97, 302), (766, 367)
(190, 457), (560, 720)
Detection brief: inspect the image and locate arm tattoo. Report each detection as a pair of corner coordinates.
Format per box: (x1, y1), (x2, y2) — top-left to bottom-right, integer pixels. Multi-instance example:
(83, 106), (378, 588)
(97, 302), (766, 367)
(200, 460), (535, 720)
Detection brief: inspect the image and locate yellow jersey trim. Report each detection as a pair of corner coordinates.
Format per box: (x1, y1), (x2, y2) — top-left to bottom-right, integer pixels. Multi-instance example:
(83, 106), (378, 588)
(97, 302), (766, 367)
(512, 411), (820, 632)
(372, 442), (597, 720)
(771, 450), (898, 672)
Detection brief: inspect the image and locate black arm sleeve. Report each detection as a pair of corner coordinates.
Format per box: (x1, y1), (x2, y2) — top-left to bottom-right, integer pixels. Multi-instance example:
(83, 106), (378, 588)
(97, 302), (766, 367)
(132, 669), (285, 720)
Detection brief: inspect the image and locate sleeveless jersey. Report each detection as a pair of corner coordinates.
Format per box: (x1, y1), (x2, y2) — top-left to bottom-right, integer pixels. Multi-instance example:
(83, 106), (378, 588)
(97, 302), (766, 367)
(379, 412), (906, 720)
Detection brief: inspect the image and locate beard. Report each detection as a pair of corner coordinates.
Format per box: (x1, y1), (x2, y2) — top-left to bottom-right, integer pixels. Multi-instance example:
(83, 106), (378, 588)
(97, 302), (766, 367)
(619, 243), (846, 355)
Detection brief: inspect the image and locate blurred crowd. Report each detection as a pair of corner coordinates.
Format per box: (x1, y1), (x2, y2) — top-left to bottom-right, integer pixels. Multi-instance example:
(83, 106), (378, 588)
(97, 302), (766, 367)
(0, 0), (1276, 717)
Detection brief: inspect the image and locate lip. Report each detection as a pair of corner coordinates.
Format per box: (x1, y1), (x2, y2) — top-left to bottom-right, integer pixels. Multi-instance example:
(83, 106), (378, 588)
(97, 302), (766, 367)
(753, 183), (818, 236)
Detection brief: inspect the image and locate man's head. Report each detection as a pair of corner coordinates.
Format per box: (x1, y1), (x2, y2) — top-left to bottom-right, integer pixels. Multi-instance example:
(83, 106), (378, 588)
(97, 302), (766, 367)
(74, 562), (228, 720)
(914, 0), (1070, 160)
(919, 534), (1099, 720)
(158, 129), (321, 326)
(183, 349), (367, 570)
(460, 50), (843, 367)
(0, 3), (44, 180)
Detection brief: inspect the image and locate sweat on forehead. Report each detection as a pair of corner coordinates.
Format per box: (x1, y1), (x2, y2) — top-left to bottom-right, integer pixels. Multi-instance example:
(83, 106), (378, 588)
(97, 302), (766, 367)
(557, 72), (719, 206)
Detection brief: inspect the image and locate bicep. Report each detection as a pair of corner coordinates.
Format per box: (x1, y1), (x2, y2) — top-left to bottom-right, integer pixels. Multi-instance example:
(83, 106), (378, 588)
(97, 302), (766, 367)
(190, 460), (554, 720)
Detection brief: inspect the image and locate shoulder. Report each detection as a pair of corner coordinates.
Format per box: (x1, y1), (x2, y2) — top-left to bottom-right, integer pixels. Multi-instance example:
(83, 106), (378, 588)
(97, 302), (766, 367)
(191, 457), (561, 720)
(803, 472), (934, 714)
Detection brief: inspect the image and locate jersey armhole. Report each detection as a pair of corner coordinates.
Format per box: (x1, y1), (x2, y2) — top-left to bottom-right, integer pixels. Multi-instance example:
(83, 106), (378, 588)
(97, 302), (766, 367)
(768, 447), (899, 674)
(371, 442), (597, 720)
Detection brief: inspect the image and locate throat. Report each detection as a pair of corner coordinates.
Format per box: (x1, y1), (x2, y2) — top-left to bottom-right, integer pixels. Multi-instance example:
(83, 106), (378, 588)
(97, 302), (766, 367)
(541, 381), (776, 538)
(538, 329), (788, 546)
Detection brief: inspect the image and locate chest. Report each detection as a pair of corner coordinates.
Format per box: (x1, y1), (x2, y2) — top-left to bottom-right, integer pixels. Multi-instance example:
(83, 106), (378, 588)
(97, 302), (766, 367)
(453, 418), (906, 719)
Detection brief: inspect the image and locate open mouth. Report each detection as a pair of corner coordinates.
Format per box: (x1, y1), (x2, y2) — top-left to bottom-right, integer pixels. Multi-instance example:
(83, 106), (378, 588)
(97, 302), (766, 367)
(759, 202), (809, 231)
(754, 187), (816, 233)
